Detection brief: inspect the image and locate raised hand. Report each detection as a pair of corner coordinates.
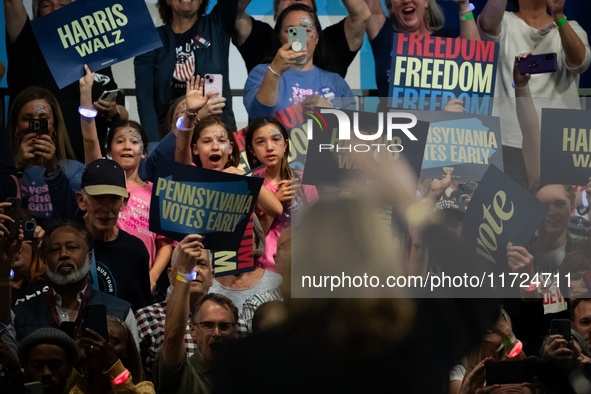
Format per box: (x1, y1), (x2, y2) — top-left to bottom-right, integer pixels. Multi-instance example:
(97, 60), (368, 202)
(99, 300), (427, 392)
(199, 96), (226, 118)
(429, 168), (452, 201)
(547, 0), (565, 17)
(32, 134), (58, 172)
(172, 234), (205, 275)
(79, 64), (95, 93)
(185, 75), (213, 115)
(513, 53), (532, 88)
(15, 133), (37, 169)
(78, 327), (118, 370)
(270, 41), (306, 75)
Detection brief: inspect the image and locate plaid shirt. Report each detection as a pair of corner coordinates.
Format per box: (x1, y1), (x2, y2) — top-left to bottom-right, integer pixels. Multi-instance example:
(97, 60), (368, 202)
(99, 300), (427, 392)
(135, 300), (248, 378)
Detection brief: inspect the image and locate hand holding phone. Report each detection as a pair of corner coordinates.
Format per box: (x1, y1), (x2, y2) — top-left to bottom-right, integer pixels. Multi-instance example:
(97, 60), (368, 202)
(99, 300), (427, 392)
(519, 53), (557, 75)
(4, 198), (21, 240)
(99, 89), (118, 103)
(28, 119), (49, 135)
(288, 27), (307, 65)
(204, 74), (223, 99)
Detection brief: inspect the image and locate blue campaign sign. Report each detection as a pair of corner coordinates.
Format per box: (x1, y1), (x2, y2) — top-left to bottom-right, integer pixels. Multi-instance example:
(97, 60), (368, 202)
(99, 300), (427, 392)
(389, 34), (499, 115)
(410, 110), (502, 182)
(460, 165), (549, 274)
(149, 160), (264, 252)
(541, 108), (591, 186)
(31, 0), (162, 89)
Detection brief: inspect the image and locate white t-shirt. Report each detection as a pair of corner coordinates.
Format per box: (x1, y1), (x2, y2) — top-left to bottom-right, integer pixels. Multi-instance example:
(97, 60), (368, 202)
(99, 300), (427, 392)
(478, 12), (591, 148)
(532, 244), (568, 315)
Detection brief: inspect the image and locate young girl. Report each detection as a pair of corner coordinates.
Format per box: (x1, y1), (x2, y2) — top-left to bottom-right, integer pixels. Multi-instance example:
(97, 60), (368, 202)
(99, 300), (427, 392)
(245, 117), (318, 272)
(79, 65), (172, 291)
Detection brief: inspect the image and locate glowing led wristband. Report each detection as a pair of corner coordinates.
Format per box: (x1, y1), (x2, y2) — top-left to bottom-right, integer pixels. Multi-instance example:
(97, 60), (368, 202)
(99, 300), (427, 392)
(508, 340), (523, 358)
(512, 80), (529, 90)
(176, 116), (194, 132)
(176, 271), (196, 284)
(112, 369), (130, 385)
(78, 107), (98, 118)
(459, 3), (475, 14)
(583, 190), (589, 208)
(10, 270), (14, 279)
(556, 16), (567, 28)
(525, 282), (538, 292)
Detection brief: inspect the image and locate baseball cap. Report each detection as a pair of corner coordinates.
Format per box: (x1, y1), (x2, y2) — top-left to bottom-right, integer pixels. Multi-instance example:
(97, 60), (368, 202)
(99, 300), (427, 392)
(434, 199), (465, 214)
(81, 159), (128, 198)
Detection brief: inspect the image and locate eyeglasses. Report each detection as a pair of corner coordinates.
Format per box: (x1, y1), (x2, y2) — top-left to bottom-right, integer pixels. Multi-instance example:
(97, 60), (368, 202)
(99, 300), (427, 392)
(196, 321), (236, 334)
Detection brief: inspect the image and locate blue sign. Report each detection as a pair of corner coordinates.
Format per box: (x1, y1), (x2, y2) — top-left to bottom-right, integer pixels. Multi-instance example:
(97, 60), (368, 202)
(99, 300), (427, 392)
(389, 34), (499, 115)
(149, 160), (264, 251)
(31, 0), (162, 89)
(411, 110), (502, 182)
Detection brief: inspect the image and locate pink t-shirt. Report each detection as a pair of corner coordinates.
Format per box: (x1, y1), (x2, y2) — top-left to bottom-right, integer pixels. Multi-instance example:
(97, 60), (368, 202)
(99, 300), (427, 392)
(257, 179), (318, 272)
(117, 182), (158, 269)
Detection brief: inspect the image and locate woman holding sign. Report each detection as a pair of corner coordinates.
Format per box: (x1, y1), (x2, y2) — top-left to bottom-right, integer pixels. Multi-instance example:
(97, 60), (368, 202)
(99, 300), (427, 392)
(134, 0), (239, 141)
(365, 0), (481, 106)
(243, 4), (356, 120)
(79, 65), (173, 293)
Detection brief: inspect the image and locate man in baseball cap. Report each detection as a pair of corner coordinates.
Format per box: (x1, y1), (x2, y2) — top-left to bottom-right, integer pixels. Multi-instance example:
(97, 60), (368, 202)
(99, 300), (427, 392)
(77, 159), (151, 311)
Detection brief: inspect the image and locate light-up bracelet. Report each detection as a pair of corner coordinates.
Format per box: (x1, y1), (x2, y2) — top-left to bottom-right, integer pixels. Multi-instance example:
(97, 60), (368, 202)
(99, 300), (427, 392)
(459, 2), (475, 15)
(508, 340), (523, 358)
(176, 271), (196, 284)
(176, 116), (194, 132)
(78, 107), (98, 118)
(583, 190), (589, 208)
(10, 270), (14, 279)
(512, 81), (529, 90)
(112, 369), (130, 385)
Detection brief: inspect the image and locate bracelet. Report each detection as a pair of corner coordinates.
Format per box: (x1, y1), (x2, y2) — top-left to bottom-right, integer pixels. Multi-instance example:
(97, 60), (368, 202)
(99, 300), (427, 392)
(267, 65), (282, 77)
(556, 16), (567, 28)
(176, 272), (194, 284)
(459, 2), (474, 15)
(459, 12), (474, 21)
(508, 340), (523, 358)
(78, 107), (98, 118)
(524, 282), (538, 292)
(176, 116), (194, 132)
(112, 369), (130, 385)
(512, 80), (529, 90)
(502, 335), (516, 347)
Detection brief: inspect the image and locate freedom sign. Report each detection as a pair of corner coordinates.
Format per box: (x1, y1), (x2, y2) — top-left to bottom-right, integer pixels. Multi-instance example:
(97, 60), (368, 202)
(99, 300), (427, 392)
(541, 108), (591, 186)
(412, 110), (502, 182)
(31, 0), (162, 88)
(389, 34), (499, 115)
(461, 165), (549, 273)
(149, 160), (264, 252)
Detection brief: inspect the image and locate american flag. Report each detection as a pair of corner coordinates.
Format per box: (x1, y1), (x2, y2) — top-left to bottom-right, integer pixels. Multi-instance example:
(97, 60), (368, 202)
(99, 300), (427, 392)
(174, 52), (195, 82)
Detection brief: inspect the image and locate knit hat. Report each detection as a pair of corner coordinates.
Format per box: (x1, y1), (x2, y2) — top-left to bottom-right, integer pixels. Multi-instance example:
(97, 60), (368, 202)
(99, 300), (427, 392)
(82, 159), (128, 198)
(18, 327), (79, 366)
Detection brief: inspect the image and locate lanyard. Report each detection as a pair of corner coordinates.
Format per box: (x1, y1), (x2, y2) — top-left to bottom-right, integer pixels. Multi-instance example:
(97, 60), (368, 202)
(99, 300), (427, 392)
(89, 249), (99, 291)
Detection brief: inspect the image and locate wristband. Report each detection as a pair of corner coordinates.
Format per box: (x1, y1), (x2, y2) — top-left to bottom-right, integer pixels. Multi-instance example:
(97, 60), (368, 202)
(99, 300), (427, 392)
(176, 271), (196, 284)
(508, 340), (523, 358)
(512, 80), (529, 90)
(555, 16), (567, 28)
(78, 107), (98, 118)
(10, 269), (14, 279)
(502, 335), (516, 347)
(525, 282), (538, 292)
(176, 116), (194, 132)
(583, 190), (589, 208)
(267, 65), (282, 77)
(112, 369), (130, 385)
(459, 12), (474, 21)
(459, 2), (474, 15)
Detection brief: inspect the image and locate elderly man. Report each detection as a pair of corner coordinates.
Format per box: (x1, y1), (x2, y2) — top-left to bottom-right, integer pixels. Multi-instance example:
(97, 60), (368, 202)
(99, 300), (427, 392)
(13, 218), (140, 347)
(77, 159), (151, 311)
(152, 234), (239, 394)
(135, 247), (214, 379)
(17, 327), (79, 394)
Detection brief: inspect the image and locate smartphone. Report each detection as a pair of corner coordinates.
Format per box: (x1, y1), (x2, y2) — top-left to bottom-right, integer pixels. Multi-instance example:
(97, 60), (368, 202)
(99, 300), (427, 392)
(519, 53), (558, 75)
(23, 220), (36, 241)
(288, 27), (307, 65)
(59, 321), (78, 338)
(486, 360), (535, 385)
(5, 198), (21, 240)
(28, 119), (48, 135)
(99, 89), (118, 102)
(204, 74), (223, 99)
(24, 382), (43, 394)
(80, 304), (108, 340)
(550, 319), (571, 342)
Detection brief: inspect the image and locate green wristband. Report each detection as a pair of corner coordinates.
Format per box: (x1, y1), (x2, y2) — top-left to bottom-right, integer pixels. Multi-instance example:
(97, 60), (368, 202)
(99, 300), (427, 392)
(460, 12), (474, 21)
(556, 16), (567, 28)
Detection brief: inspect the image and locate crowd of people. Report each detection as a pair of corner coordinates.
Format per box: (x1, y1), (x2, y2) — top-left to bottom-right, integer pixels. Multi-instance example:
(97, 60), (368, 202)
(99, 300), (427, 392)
(0, 0), (591, 392)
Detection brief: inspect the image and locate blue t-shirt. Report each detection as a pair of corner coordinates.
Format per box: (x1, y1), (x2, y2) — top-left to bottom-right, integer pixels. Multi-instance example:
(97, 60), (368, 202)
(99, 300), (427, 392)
(370, 18), (459, 97)
(243, 64), (356, 119)
(21, 160), (84, 221)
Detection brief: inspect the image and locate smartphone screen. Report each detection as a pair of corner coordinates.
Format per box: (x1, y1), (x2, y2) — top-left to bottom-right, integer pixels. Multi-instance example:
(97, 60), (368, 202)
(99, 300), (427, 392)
(81, 304), (108, 339)
(5, 198), (21, 239)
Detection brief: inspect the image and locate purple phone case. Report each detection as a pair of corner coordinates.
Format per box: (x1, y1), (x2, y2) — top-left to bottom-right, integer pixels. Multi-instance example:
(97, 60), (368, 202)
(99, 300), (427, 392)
(519, 53), (558, 75)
